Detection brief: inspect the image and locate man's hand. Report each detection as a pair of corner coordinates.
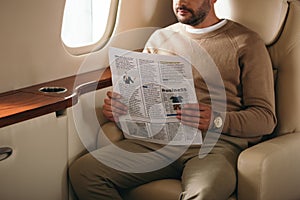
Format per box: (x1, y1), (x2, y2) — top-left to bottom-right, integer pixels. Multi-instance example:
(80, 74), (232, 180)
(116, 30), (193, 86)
(102, 91), (128, 122)
(176, 103), (212, 132)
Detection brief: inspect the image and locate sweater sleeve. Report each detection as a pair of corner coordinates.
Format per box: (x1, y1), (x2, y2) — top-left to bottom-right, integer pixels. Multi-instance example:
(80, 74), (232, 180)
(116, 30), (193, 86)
(222, 35), (277, 138)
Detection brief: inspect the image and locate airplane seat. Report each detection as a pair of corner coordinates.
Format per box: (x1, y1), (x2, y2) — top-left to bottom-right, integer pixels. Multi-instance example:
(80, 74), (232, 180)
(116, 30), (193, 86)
(95, 0), (300, 199)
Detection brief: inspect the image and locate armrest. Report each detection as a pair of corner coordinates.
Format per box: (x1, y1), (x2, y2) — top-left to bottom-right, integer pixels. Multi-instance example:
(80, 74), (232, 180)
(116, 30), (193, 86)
(237, 133), (300, 200)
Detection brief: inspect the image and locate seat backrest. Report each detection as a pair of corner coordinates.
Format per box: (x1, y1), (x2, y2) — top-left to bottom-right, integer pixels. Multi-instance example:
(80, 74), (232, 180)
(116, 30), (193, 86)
(215, 0), (300, 136)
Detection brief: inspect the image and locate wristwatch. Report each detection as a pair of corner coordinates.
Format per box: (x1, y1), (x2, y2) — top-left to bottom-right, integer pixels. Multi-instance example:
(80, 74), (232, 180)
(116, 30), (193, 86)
(212, 112), (223, 130)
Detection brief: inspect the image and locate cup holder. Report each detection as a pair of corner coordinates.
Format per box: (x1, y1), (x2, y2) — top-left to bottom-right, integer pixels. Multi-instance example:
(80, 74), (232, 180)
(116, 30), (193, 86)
(39, 87), (68, 94)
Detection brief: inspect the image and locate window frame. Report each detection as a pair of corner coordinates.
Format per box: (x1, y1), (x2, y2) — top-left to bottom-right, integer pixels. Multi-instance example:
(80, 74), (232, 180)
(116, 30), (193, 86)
(61, 0), (119, 55)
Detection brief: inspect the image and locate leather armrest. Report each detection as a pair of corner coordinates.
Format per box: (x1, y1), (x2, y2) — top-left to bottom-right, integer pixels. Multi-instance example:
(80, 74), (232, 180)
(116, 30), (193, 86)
(237, 133), (300, 200)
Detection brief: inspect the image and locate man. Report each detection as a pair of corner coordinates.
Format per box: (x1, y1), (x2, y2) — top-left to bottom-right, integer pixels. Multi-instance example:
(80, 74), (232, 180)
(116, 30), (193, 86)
(69, 0), (277, 199)
(123, 73), (134, 84)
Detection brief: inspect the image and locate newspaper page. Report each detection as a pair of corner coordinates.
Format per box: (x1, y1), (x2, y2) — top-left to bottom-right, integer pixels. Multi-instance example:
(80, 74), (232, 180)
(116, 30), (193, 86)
(109, 47), (202, 145)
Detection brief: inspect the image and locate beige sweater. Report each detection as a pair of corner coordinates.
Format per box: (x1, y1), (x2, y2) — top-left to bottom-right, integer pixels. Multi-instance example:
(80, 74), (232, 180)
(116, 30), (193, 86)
(143, 20), (277, 142)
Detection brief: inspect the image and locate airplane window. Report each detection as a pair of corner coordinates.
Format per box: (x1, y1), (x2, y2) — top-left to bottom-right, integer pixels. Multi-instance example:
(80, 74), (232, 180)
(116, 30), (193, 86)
(61, 0), (112, 48)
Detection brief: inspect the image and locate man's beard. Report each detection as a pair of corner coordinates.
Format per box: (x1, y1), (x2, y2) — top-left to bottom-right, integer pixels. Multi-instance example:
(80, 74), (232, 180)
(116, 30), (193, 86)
(176, 1), (211, 26)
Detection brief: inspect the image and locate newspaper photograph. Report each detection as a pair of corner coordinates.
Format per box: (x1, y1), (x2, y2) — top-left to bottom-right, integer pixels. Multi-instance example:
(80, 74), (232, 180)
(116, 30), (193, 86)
(109, 47), (202, 145)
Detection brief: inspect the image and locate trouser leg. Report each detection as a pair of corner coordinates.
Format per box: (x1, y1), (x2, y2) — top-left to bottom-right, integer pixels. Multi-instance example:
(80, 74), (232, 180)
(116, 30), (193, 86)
(179, 134), (248, 200)
(180, 153), (236, 200)
(69, 139), (183, 200)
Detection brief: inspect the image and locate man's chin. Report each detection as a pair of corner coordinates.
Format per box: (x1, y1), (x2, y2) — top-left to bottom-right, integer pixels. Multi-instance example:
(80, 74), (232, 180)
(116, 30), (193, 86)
(178, 19), (192, 25)
(176, 16), (190, 24)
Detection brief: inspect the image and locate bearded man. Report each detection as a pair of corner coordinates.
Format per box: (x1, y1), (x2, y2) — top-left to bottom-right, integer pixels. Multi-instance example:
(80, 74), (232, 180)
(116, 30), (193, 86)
(69, 0), (276, 199)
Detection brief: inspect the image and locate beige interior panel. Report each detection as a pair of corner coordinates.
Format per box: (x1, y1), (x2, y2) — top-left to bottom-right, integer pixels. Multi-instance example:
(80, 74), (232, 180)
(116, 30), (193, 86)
(67, 88), (113, 200)
(67, 87), (113, 163)
(0, 113), (68, 200)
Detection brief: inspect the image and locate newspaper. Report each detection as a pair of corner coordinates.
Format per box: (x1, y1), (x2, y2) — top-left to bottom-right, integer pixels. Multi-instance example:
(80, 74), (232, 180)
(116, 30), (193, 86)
(109, 47), (202, 145)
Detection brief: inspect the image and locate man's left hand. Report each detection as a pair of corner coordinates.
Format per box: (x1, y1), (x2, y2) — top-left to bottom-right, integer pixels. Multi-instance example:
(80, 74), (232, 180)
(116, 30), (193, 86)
(176, 103), (212, 132)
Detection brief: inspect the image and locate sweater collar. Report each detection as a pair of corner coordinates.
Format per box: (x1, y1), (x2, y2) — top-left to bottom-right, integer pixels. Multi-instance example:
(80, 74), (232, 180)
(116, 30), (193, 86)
(185, 19), (228, 34)
(178, 19), (234, 39)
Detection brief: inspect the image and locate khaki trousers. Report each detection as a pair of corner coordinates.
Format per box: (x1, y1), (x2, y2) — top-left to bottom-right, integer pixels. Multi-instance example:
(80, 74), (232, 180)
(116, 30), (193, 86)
(69, 132), (248, 200)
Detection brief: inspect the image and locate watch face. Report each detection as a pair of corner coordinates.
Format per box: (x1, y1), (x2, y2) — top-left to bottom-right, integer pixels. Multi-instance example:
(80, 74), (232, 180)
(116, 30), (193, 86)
(214, 116), (223, 128)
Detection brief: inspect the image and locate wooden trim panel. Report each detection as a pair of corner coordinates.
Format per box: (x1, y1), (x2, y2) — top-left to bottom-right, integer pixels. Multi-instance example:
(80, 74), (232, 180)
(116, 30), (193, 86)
(0, 68), (112, 128)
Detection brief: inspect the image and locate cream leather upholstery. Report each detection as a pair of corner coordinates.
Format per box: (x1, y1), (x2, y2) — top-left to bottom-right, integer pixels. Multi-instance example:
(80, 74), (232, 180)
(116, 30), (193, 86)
(96, 0), (300, 199)
(215, 0), (289, 45)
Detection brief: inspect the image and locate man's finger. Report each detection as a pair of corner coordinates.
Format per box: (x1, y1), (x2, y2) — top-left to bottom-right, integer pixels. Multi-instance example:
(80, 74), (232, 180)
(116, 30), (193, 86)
(107, 91), (122, 99)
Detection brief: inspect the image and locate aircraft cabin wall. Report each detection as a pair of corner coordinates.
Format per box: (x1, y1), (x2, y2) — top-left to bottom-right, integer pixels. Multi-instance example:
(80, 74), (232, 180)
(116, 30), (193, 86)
(0, 0), (176, 93)
(0, 1), (176, 200)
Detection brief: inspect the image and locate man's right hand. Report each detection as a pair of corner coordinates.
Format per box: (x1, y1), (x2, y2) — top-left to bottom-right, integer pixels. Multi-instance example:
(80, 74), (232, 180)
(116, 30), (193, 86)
(102, 91), (128, 122)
